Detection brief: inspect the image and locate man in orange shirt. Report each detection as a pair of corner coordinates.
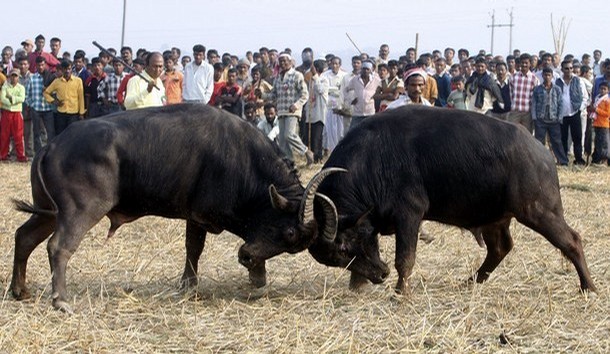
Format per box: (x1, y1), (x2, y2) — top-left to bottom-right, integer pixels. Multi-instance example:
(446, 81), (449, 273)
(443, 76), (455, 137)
(162, 55), (183, 104)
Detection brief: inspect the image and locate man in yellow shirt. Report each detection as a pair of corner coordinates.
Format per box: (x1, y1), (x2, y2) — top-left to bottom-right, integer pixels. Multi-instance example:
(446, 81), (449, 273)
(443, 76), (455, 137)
(124, 52), (166, 110)
(0, 70), (27, 162)
(43, 60), (85, 135)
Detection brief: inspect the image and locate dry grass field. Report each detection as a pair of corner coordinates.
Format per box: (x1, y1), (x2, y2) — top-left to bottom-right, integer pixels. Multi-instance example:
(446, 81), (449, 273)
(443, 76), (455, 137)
(1, 160), (609, 353)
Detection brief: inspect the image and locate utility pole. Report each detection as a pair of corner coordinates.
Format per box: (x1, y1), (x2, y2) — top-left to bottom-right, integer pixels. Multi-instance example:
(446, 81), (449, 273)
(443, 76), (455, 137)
(487, 8), (515, 55)
(121, 0), (127, 48)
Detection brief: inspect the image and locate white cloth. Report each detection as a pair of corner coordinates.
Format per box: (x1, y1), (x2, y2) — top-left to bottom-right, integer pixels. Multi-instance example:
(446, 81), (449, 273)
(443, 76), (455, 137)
(182, 61), (214, 103)
(386, 95), (431, 109)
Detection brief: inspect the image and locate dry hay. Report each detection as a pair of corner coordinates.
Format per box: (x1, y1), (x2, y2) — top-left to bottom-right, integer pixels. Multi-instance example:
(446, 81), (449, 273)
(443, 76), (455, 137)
(1, 160), (610, 353)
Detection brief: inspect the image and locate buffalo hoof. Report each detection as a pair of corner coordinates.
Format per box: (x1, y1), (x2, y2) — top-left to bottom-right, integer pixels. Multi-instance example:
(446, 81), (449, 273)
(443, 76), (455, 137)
(179, 276), (199, 290)
(52, 299), (74, 315)
(11, 286), (31, 301)
(349, 272), (369, 292)
(249, 269), (267, 288)
(394, 279), (410, 295)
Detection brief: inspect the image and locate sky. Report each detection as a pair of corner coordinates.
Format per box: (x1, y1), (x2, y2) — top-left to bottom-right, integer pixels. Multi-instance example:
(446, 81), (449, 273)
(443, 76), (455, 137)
(5, 0), (608, 64)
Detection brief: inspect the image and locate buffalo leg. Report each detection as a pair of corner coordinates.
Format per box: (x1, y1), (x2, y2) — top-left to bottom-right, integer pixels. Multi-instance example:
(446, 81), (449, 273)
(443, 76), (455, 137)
(519, 212), (597, 292)
(349, 272), (369, 291)
(394, 215), (422, 294)
(471, 220), (513, 283)
(11, 214), (56, 300)
(47, 210), (106, 313)
(180, 220), (207, 288)
(248, 262), (267, 288)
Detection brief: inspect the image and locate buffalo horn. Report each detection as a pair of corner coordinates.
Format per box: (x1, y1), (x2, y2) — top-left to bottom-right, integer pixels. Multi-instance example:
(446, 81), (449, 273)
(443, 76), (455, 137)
(315, 193), (339, 241)
(269, 185), (290, 210)
(299, 167), (347, 224)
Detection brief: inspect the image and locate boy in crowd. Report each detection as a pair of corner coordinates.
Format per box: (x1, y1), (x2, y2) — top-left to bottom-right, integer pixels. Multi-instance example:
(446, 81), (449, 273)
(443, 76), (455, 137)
(98, 58), (127, 115)
(591, 82), (609, 165)
(161, 55), (183, 105)
(447, 75), (467, 110)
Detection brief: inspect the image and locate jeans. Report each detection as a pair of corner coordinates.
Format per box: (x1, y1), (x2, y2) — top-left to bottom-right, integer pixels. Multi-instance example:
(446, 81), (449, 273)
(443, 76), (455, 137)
(302, 121), (324, 162)
(277, 115), (308, 161)
(592, 127), (609, 164)
(30, 109), (53, 153)
(55, 112), (80, 136)
(534, 120), (568, 165)
(561, 111), (584, 163)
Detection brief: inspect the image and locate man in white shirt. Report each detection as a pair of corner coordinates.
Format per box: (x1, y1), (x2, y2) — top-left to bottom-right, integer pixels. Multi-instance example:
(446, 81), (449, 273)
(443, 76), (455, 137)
(182, 44), (214, 104)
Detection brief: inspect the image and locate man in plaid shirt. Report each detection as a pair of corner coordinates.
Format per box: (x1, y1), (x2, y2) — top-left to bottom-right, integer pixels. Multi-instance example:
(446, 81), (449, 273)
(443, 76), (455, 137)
(263, 53), (314, 165)
(98, 59), (127, 115)
(25, 56), (55, 154)
(510, 53), (539, 133)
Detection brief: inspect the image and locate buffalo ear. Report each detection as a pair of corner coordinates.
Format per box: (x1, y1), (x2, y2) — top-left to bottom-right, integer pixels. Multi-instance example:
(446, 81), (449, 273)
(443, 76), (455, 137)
(338, 209), (372, 230)
(269, 185), (290, 211)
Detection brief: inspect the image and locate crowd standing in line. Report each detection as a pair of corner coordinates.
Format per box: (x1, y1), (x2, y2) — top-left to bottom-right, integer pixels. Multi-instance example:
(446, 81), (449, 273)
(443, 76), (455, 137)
(1, 35), (609, 169)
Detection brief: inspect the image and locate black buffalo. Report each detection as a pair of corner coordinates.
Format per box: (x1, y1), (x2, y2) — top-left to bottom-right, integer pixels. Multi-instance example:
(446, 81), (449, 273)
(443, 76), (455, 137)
(308, 105), (597, 294)
(11, 104), (341, 313)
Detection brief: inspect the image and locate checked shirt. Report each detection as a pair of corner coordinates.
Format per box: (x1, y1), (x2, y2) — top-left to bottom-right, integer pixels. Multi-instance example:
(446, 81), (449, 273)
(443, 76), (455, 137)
(98, 72), (127, 104)
(25, 73), (53, 111)
(510, 71), (539, 112)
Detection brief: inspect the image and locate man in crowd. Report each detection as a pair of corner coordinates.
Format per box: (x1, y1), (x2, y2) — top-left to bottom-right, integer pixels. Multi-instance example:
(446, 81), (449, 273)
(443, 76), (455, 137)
(124, 52), (166, 110)
(556, 59), (586, 165)
(465, 57), (503, 114)
(84, 57), (106, 118)
(43, 60), (85, 135)
(98, 58), (127, 115)
(509, 53), (538, 132)
(26, 56), (55, 152)
(182, 44), (213, 104)
(263, 52), (313, 165)
(50, 37), (62, 60)
(532, 68), (568, 166)
(28, 34), (60, 73)
(491, 61), (512, 120)
(344, 60), (381, 128)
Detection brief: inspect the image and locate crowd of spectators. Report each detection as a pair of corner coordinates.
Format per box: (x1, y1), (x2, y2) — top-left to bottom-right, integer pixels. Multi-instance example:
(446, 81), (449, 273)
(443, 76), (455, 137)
(1, 34), (609, 167)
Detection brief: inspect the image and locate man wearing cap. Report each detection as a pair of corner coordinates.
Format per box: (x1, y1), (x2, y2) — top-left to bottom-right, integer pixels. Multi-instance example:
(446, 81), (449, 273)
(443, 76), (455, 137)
(0, 69), (27, 162)
(43, 60), (85, 134)
(182, 44), (214, 104)
(28, 34), (60, 73)
(21, 39), (34, 57)
(386, 68), (432, 109)
(263, 52), (314, 165)
(344, 59), (381, 128)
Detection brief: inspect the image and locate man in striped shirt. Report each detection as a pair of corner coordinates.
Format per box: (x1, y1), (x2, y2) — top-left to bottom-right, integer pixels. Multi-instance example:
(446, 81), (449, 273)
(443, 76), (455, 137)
(510, 53), (539, 133)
